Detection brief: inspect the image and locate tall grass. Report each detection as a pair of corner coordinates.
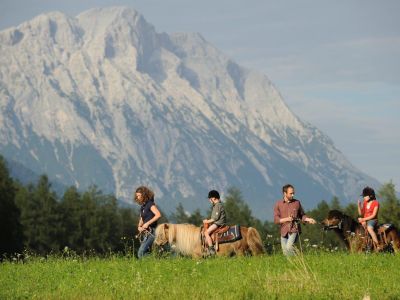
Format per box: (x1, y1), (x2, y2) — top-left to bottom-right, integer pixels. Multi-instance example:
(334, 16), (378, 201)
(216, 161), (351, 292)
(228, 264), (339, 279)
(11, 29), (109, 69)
(1, 252), (399, 299)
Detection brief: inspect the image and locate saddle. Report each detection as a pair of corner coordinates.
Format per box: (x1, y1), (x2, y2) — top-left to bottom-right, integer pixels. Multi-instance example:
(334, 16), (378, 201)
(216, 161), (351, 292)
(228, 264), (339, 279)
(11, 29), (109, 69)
(202, 224), (242, 251)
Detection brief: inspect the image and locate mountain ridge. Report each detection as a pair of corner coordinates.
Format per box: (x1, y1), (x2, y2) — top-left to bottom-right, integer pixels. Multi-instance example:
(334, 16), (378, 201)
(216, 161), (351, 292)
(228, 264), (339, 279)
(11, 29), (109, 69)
(0, 7), (379, 219)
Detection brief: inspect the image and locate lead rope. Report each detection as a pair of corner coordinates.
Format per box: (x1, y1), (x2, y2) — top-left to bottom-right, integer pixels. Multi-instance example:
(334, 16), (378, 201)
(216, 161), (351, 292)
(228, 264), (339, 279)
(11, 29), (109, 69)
(135, 229), (154, 243)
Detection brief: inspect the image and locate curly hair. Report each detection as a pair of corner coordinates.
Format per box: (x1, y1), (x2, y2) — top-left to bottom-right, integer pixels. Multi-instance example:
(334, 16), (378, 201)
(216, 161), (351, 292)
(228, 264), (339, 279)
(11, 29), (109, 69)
(134, 186), (155, 205)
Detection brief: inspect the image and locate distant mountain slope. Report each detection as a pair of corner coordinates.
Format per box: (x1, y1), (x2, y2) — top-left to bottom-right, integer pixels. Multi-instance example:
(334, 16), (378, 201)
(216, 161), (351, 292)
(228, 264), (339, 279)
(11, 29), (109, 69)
(0, 7), (379, 218)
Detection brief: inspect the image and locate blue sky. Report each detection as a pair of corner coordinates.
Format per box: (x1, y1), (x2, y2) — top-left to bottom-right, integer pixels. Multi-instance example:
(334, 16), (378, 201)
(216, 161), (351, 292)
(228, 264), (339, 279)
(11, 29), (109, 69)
(1, 0), (399, 193)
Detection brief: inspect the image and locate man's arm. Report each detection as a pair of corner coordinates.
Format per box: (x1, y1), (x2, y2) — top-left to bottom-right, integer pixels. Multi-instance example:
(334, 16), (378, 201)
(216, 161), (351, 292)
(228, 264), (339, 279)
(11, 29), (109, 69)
(274, 202), (292, 224)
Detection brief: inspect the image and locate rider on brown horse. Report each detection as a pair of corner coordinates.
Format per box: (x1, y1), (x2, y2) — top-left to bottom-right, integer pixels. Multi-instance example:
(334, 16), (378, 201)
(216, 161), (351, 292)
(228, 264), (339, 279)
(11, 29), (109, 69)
(357, 186), (381, 251)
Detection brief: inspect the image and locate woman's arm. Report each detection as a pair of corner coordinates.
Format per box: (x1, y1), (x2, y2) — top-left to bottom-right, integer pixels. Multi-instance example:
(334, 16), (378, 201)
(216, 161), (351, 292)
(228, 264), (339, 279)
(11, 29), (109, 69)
(142, 205), (161, 229)
(357, 200), (363, 216)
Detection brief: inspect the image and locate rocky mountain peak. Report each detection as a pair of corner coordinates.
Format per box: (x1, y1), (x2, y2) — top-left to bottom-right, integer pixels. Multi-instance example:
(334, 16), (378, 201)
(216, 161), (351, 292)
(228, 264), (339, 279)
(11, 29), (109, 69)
(0, 7), (379, 219)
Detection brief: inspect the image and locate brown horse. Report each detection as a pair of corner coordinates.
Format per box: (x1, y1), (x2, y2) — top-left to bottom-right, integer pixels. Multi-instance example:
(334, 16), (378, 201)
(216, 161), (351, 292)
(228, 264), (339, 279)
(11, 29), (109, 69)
(321, 210), (400, 253)
(154, 223), (265, 258)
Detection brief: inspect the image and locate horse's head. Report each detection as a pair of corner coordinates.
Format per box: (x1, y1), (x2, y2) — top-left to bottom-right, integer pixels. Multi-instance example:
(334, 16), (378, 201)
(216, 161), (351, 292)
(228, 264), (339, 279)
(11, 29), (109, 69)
(321, 210), (344, 230)
(154, 223), (170, 246)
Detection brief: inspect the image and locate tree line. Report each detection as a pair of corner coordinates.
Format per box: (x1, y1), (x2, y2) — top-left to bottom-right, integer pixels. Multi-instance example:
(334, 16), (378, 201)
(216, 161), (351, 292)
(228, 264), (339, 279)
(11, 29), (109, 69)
(1, 155), (400, 257)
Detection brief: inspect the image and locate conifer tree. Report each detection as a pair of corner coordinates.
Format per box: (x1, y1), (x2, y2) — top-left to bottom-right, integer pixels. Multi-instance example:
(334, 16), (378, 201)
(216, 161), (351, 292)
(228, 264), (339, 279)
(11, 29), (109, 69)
(32, 175), (62, 253)
(60, 186), (84, 251)
(378, 182), (400, 228)
(0, 156), (23, 255)
(224, 187), (256, 227)
(187, 209), (204, 226)
(171, 203), (190, 223)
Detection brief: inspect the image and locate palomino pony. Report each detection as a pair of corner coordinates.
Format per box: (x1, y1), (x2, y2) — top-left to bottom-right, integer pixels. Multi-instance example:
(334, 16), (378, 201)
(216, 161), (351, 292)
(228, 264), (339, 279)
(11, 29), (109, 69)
(321, 210), (400, 253)
(154, 223), (265, 258)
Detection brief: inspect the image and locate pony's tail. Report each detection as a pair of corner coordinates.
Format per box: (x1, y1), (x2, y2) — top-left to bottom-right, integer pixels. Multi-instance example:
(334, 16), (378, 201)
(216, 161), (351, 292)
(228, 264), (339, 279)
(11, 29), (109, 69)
(247, 227), (265, 255)
(390, 226), (400, 253)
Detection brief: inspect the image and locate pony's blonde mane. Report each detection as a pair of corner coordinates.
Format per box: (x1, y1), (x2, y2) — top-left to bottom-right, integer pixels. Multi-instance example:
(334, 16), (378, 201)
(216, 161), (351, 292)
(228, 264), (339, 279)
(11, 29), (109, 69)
(167, 224), (201, 256)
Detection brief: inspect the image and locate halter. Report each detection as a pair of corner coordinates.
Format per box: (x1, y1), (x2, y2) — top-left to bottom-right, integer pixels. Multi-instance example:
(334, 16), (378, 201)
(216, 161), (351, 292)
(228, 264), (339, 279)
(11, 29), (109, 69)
(323, 218), (343, 230)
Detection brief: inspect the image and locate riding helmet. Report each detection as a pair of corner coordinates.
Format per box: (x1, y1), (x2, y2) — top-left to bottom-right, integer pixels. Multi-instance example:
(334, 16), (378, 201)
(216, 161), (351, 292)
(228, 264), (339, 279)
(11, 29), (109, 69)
(361, 186), (376, 199)
(208, 190), (220, 199)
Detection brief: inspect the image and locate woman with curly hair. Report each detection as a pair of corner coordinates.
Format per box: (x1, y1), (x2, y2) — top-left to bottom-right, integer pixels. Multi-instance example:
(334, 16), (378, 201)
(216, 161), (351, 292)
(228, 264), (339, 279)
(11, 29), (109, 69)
(134, 186), (162, 258)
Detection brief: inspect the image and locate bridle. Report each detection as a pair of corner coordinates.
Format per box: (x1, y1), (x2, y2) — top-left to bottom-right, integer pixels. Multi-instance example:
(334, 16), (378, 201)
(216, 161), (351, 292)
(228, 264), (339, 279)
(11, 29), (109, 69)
(323, 217), (343, 231)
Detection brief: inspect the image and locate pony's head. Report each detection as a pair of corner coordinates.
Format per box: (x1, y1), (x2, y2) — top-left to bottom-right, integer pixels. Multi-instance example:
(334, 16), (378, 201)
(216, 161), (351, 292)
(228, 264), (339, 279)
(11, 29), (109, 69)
(322, 210), (345, 230)
(154, 223), (170, 246)
(154, 223), (202, 257)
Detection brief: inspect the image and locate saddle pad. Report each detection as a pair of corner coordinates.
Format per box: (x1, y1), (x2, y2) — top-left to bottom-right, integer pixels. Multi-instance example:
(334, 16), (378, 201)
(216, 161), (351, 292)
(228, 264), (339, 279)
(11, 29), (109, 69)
(217, 225), (242, 244)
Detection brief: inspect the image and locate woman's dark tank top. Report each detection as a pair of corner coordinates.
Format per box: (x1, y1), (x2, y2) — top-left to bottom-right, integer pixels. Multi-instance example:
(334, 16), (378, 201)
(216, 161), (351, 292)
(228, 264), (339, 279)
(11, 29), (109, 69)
(140, 199), (157, 229)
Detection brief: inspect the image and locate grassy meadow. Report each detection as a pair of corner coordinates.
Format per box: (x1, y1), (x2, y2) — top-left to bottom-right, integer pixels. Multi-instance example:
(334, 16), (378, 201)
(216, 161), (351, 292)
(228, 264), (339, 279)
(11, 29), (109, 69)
(1, 252), (399, 299)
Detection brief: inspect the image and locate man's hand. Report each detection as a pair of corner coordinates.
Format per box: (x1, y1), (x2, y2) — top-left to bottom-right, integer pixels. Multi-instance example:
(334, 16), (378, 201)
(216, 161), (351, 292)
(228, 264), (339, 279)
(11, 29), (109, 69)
(306, 217), (316, 224)
(281, 216), (293, 223)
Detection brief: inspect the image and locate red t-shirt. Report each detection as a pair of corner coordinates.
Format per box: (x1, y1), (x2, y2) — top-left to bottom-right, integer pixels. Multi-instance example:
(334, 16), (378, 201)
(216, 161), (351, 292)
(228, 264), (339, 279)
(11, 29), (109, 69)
(362, 199), (379, 219)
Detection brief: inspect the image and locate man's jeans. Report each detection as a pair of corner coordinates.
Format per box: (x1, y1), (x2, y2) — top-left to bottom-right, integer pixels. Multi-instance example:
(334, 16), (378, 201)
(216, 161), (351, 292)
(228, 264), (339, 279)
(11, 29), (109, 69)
(281, 232), (298, 256)
(138, 232), (155, 259)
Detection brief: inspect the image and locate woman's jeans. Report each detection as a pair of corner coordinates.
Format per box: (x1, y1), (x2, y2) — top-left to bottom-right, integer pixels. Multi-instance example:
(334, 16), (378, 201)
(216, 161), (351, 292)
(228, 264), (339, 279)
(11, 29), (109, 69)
(138, 232), (155, 259)
(281, 232), (298, 256)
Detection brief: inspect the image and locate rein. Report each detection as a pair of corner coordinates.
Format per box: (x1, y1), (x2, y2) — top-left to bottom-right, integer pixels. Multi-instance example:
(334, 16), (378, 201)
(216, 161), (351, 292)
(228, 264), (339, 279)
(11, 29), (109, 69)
(135, 229), (154, 243)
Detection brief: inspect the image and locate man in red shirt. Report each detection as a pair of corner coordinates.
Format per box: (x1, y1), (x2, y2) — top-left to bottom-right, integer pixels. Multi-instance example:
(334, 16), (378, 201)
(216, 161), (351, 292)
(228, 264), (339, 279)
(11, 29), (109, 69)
(273, 184), (316, 256)
(357, 186), (380, 250)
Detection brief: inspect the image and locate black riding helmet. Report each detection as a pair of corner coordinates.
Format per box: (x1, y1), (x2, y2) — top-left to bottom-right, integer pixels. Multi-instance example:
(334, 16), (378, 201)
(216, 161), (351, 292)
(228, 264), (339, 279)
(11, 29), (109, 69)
(208, 190), (220, 199)
(361, 186), (376, 200)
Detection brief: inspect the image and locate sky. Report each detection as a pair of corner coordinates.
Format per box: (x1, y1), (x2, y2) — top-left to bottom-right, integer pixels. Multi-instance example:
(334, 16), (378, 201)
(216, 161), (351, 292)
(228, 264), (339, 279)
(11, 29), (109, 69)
(1, 0), (399, 192)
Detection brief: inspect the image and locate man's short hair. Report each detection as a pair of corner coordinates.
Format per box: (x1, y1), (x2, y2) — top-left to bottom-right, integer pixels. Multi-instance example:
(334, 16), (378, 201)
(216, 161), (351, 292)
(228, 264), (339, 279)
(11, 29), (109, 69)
(282, 184), (294, 194)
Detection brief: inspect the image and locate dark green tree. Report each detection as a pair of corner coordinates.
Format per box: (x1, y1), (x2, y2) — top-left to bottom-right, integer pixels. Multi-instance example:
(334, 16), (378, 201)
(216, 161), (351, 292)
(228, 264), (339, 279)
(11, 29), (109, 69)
(223, 187), (257, 227)
(59, 186), (84, 251)
(15, 175), (62, 253)
(33, 175), (62, 253)
(307, 200), (330, 222)
(0, 156), (23, 255)
(79, 185), (123, 253)
(170, 203), (190, 223)
(330, 196), (341, 210)
(378, 182), (400, 228)
(118, 207), (140, 254)
(343, 203), (358, 219)
(187, 209), (204, 226)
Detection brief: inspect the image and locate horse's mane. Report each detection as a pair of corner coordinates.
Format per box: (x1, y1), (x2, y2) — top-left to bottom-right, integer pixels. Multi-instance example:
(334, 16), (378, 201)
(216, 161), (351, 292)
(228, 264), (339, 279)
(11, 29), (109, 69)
(167, 223), (201, 256)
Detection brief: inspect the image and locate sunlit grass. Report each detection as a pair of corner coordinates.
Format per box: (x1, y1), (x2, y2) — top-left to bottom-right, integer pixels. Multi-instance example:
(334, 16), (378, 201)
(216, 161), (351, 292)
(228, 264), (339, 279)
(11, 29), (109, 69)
(1, 253), (399, 299)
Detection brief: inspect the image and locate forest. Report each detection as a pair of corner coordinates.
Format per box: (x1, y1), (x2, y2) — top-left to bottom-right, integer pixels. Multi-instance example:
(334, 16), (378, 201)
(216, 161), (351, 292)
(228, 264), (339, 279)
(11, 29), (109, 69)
(1, 155), (399, 257)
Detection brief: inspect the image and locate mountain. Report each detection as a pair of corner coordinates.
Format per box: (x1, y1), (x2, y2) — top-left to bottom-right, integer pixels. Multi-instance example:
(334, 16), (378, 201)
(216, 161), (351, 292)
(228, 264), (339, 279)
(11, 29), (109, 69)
(0, 7), (379, 219)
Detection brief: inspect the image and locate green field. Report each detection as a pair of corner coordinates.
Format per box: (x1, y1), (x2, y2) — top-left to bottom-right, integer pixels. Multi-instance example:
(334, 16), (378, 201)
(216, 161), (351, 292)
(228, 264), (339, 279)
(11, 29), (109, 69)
(1, 253), (399, 299)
